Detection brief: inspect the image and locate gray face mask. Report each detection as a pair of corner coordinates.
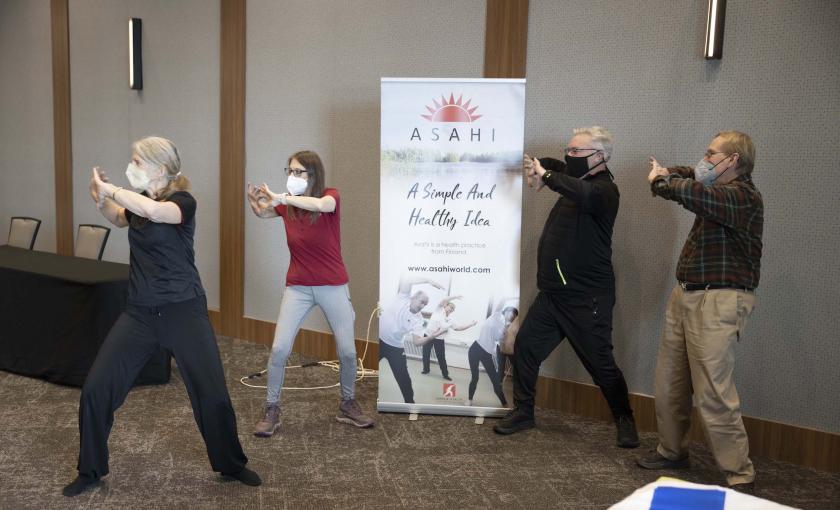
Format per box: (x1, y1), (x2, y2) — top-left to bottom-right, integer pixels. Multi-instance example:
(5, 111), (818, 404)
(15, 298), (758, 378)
(694, 154), (734, 186)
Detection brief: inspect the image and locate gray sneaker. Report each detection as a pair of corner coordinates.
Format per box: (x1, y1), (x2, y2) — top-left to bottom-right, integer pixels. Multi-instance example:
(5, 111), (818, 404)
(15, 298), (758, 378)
(253, 403), (280, 437)
(336, 399), (375, 428)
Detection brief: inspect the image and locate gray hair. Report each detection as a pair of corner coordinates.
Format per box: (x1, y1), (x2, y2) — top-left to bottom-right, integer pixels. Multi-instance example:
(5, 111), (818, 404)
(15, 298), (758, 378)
(573, 126), (614, 161)
(132, 136), (189, 198)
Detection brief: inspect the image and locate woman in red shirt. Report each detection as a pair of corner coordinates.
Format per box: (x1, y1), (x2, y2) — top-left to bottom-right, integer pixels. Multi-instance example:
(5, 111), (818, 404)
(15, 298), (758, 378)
(247, 150), (374, 436)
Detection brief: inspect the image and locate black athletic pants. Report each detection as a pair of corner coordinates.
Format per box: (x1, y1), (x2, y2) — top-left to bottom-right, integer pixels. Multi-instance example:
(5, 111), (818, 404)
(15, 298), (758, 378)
(496, 345), (509, 380)
(468, 342), (507, 406)
(512, 291), (633, 419)
(421, 338), (449, 377)
(76, 295), (248, 478)
(378, 340), (414, 403)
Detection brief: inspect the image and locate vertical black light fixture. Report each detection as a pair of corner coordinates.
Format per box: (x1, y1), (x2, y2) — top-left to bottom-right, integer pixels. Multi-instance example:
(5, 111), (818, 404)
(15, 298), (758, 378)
(129, 18), (143, 90)
(704, 0), (726, 60)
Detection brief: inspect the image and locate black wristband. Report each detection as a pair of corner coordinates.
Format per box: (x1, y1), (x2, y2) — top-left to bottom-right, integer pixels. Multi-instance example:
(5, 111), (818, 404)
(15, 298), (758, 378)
(542, 170), (552, 183)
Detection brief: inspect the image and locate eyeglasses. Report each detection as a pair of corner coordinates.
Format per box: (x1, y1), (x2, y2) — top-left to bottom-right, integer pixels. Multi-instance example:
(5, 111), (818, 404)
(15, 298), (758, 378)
(703, 149), (729, 159)
(564, 147), (602, 157)
(284, 167), (308, 177)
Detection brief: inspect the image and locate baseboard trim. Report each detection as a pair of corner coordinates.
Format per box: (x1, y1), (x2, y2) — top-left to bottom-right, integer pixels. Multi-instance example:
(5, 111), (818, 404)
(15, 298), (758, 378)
(219, 315), (839, 473)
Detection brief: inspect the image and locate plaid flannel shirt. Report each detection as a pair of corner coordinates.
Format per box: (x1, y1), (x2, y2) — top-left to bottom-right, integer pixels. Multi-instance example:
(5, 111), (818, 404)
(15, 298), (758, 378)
(652, 166), (763, 289)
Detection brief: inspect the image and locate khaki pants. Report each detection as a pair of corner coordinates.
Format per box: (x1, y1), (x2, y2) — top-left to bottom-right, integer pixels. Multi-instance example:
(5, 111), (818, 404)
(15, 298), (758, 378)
(654, 285), (756, 485)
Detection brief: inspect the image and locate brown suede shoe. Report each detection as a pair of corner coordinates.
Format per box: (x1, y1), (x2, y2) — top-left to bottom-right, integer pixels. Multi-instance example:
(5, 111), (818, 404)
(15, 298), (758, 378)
(253, 403), (280, 437)
(336, 399), (375, 428)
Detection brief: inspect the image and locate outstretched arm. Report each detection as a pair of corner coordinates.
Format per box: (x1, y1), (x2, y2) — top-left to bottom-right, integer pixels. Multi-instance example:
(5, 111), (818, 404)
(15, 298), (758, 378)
(94, 168), (182, 224)
(452, 320), (478, 331)
(411, 328), (447, 346)
(258, 183), (336, 213)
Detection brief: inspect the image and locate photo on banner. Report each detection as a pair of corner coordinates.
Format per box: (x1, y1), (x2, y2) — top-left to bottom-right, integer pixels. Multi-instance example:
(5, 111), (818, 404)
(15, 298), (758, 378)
(378, 78), (525, 417)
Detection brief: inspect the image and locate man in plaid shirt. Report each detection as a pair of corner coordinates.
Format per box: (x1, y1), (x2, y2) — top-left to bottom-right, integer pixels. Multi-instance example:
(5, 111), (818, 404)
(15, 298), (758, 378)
(636, 131), (763, 494)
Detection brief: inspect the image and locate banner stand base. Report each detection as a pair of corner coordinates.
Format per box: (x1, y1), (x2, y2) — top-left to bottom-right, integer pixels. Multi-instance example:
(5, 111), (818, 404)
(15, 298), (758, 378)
(377, 400), (508, 418)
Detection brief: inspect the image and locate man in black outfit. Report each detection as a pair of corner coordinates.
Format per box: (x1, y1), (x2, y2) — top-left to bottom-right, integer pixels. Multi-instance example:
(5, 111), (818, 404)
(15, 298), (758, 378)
(494, 126), (639, 448)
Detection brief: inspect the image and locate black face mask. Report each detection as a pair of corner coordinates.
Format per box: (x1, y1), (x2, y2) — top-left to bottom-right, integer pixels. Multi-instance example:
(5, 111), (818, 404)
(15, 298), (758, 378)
(564, 154), (605, 178)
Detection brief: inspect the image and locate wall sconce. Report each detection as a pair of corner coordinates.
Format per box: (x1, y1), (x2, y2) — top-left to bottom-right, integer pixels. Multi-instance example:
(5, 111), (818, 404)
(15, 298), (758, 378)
(129, 18), (143, 90)
(704, 0), (726, 60)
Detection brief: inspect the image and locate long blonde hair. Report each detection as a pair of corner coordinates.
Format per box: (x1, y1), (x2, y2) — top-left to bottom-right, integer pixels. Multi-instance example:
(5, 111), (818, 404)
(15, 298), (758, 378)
(132, 136), (190, 199)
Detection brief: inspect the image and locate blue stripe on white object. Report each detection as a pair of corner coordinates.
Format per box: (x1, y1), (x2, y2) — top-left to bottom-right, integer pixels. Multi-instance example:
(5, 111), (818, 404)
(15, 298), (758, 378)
(608, 477), (799, 510)
(650, 487), (725, 510)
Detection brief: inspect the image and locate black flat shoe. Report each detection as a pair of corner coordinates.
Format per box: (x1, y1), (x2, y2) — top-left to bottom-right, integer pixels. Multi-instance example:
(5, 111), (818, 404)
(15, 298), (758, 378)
(62, 474), (100, 497)
(222, 466), (262, 487)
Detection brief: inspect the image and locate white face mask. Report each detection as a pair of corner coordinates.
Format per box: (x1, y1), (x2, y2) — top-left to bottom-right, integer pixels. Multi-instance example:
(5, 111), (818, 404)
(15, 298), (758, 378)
(286, 174), (309, 196)
(125, 162), (152, 190)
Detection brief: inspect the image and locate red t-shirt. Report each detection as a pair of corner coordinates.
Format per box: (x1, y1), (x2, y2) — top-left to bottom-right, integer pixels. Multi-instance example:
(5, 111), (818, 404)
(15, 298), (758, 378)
(274, 188), (349, 286)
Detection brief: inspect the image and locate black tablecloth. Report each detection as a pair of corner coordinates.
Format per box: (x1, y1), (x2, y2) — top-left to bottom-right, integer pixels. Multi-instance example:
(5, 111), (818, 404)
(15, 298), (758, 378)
(0, 245), (170, 387)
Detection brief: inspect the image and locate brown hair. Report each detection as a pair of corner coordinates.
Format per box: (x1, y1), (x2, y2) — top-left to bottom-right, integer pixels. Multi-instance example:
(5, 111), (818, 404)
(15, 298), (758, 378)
(132, 136), (190, 199)
(714, 131), (755, 175)
(286, 150), (326, 223)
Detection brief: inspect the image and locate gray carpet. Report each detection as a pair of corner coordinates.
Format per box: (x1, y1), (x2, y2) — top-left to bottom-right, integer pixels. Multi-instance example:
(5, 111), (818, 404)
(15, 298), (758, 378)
(0, 336), (837, 509)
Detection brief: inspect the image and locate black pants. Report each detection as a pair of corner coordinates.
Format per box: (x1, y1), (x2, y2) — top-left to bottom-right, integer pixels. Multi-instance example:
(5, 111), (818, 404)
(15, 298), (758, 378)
(496, 346), (509, 381)
(76, 295), (247, 478)
(421, 338), (449, 377)
(512, 291), (632, 419)
(468, 342), (507, 406)
(378, 340), (414, 403)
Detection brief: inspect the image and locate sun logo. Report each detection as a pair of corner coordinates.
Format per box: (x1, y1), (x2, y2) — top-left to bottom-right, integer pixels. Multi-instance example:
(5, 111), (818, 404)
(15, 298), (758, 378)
(421, 93), (482, 123)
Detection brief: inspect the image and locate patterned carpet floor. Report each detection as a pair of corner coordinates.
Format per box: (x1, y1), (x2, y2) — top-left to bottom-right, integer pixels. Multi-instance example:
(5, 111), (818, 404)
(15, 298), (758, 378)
(0, 336), (837, 509)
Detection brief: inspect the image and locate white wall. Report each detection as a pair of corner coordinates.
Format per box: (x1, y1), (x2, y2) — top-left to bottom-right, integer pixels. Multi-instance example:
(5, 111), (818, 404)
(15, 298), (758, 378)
(244, 0), (487, 334)
(0, 0), (55, 252)
(68, 0), (221, 307)
(525, 0), (840, 432)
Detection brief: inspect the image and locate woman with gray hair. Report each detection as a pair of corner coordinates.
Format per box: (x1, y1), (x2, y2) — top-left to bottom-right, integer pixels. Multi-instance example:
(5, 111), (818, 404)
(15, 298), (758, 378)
(63, 136), (260, 497)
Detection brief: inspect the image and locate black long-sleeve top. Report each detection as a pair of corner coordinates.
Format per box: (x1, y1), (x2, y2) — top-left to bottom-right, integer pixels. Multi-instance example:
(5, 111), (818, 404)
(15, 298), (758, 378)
(535, 157), (619, 295)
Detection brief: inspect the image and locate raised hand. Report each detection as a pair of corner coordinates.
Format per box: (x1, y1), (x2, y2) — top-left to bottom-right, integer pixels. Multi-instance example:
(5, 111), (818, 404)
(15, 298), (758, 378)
(648, 156), (668, 183)
(523, 153), (536, 187)
(89, 167), (101, 204)
(524, 154), (546, 191)
(93, 168), (112, 208)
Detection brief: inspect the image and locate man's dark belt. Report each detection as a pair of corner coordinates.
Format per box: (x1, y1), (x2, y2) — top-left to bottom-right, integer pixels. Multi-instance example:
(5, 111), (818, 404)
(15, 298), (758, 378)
(679, 281), (754, 292)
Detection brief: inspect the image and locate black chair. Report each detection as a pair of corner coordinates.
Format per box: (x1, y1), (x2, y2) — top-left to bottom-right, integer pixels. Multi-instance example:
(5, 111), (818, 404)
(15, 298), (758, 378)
(75, 224), (111, 260)
(8, 217), (41, 250)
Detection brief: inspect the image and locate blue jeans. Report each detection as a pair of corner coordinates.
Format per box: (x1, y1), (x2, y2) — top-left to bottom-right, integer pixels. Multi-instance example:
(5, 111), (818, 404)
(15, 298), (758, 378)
(265, 284), (357, 403)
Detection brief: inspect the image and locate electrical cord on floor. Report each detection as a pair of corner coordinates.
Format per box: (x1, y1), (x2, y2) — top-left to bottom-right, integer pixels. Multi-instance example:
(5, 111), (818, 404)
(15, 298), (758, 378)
(239, 306), (380, 391)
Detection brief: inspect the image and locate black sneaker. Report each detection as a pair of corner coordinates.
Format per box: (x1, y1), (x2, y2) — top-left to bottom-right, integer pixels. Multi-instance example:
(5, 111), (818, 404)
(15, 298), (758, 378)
(420, 370), (430, 375)
(616, 415), (640, 448)
(493, 407), (535, 435)
(636, 450), (690, 470)
(442, 375), (452, 381)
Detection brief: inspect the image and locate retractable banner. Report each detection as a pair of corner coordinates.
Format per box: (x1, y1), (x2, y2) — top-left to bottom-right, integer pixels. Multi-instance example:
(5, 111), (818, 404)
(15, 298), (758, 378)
(378, 78), (525, 417)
